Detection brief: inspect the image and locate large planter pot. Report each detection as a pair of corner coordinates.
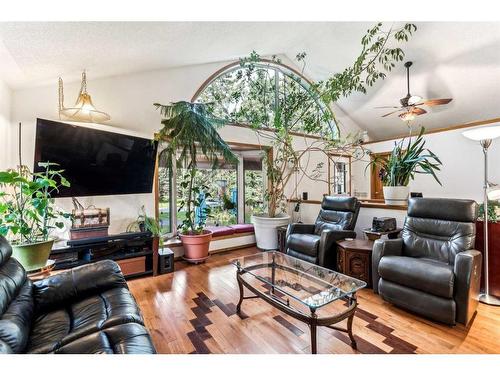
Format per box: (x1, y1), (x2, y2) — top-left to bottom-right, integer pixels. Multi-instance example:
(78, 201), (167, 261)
(11, 239), (54, 272)
(179, 230), (212, 264)
(251, 213), (291, 251)
(383, 186), (410, 206)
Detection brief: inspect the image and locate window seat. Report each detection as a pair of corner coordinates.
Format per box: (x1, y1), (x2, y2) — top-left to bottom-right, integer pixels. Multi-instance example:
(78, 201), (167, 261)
(164, 224), (256, 258)
(207, 224), (255, 237)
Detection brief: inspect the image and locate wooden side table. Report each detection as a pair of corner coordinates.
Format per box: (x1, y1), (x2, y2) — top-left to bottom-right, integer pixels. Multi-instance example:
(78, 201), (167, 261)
(336, 239), (373, 288)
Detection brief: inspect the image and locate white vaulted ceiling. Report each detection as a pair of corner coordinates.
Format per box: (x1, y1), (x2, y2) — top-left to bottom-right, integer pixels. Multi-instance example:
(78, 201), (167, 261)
(0, 21), (499, 140)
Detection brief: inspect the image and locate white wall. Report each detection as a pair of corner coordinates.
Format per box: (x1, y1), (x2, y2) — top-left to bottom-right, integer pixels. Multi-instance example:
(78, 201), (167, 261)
(7, 60), (354, 233)
(355, 127), (500, 202)
(6, 58), (497, 240)
(0, 78), (11, 170)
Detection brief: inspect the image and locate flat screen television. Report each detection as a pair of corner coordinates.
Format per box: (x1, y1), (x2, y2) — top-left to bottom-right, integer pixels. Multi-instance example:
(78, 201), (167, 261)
(34, 118), (158, 198)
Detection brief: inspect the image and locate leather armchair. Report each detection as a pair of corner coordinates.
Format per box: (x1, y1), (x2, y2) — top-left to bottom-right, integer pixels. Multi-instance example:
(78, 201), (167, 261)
(285, 196), (360, 270)
(372, 198), (482, 326)
(0, 235), (156, 354)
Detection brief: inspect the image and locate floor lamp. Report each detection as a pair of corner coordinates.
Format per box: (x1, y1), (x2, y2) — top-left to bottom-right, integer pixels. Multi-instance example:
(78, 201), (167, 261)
(463, 125), (500, 306)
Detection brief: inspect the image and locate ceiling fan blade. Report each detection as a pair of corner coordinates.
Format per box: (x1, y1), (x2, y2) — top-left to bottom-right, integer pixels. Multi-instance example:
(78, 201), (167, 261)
(411, 107), (427, 115)
(374, 106), (401, 109)
(382, 109), (403, 117)
(417, 98), (453, 106)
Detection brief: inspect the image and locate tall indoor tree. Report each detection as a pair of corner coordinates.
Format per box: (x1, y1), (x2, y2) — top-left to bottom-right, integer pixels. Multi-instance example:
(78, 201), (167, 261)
(154, 101), (238, 262)
(200, 22), (418, 249)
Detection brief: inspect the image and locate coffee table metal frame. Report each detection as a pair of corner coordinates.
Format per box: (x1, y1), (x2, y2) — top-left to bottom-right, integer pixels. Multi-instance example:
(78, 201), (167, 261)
(234, 252), (363, 354)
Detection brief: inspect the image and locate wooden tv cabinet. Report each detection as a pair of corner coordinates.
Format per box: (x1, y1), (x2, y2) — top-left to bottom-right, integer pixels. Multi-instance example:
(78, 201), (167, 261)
(49, 232), (157, 279)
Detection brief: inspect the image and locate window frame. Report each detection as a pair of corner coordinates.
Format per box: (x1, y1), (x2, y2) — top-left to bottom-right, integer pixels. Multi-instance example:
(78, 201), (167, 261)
(191, 59), (339, 138)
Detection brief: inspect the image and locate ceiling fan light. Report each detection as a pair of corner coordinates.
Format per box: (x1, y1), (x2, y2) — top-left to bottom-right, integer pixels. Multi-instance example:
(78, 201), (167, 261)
(408, 95), (422, 106)
(399, 112), (416, 122)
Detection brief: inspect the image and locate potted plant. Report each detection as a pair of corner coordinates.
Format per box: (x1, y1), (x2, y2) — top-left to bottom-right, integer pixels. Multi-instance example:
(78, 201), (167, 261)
(154, 101), (238, 263)
(367, 127), (442, 205)
(0, 163), (71, 271)
(204, 23), (417, 249)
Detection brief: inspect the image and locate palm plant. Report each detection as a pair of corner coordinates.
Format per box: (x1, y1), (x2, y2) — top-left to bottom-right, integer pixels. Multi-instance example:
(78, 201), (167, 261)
(154, 101), (238, 234)
(367, 127), (442, 187)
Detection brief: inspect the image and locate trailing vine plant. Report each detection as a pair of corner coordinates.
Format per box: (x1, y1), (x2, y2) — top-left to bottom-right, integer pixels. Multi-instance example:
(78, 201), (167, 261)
(200, 22), (417, 217)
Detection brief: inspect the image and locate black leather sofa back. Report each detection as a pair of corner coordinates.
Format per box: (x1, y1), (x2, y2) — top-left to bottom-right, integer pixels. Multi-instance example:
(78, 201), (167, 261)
(0, 236), (34, 353)
(314, 196), (360, 235)
(402, 198), (478, 264)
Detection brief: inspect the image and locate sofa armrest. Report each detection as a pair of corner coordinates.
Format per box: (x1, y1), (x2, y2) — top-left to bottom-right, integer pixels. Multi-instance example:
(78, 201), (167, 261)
(372, 238), (403, 294)
(454, 250), (482, 325)
(33, 260), (128, 313)
(318, 229), (357, 270)
(0, 339), (13, 354)
(286, 223), (315, 236)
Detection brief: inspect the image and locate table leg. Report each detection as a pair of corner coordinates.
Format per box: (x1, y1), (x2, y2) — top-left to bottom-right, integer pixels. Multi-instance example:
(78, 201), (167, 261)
(310, 323), (317, 354)
(236, 272), (244, 313)
(347, 313), (357, 349)
(271, 253), (276, 295)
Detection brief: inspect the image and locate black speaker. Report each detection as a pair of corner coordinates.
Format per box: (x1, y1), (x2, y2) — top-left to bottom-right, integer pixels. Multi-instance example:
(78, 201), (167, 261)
(158, 247), (174, 274)
(302, 192), (308, 201)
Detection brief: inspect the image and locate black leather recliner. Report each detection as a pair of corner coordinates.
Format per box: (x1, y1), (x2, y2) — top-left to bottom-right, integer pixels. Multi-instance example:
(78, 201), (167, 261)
(0, 236), (156, 354)
(285, 196), (360, 270)
(372, 198), (482, 325)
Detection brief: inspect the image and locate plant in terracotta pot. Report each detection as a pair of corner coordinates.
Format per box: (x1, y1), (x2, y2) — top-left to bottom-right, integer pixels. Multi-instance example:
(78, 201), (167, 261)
(202, 23), (417, 249)
(154, 101), (238, 263)
(0, 162), (71, 271)
(367, 126), (442, 205)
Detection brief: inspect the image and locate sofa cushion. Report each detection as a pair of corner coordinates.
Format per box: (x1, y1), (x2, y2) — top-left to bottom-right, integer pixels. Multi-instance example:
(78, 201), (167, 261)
(379, 256), (454, 299)
(52, 323), (156, 354)
(0, 236), (34, 354)
(206, 226), (235, 237)
(402, 198), (477, 264)
(287, 234), (320, 257)
(229, 224), (255, 234)
(378, 279), (457, 325)
(27, 287), (144, 353)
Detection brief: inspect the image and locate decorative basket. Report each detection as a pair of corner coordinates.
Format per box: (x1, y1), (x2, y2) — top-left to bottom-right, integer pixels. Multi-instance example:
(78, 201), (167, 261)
(71, 197), (110, 229)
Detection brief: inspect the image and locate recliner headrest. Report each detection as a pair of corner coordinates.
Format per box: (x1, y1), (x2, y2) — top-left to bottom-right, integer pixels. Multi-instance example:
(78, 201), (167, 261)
(321, 196), (359, 212)
(0, 236), (13, 267)
(407, 197), (478, 223)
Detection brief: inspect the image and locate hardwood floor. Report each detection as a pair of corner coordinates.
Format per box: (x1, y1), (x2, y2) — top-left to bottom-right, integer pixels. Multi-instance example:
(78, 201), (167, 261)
(127, 247), (500, 354)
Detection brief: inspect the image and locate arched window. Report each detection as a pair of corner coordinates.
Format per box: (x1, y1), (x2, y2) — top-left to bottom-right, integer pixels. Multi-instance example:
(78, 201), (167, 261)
(192, 59), (339, 138)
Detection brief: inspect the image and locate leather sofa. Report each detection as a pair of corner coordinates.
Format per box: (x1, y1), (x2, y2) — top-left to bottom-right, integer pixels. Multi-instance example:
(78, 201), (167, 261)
(0, 236), (156, 354)
(372, 198), (482, 325)
(285, 196), (360, 270)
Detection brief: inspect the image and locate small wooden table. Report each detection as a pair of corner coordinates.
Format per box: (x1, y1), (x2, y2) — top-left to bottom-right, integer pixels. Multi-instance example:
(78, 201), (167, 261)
(336, 239), (374, 288)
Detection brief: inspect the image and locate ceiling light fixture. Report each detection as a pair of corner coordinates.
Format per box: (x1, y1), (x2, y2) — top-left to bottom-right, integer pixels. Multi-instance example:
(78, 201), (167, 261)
(58, 71), (111, 123)
(399, 111), (417, 122)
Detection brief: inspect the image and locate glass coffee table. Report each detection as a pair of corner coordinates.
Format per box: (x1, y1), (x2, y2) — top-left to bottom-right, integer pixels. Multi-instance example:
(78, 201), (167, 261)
(231, 251), (366, 354)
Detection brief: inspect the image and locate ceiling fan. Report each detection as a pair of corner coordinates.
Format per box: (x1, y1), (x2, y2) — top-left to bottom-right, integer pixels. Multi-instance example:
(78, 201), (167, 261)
(376, 61), (453, 121)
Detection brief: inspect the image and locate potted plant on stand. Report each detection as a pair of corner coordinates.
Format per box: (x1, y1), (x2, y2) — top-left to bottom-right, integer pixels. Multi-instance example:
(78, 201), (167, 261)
(368, 127), (442, 205)
(202, 23), (417, 250)
(0, 163), (71, 271)
(154, 101), (238, 263)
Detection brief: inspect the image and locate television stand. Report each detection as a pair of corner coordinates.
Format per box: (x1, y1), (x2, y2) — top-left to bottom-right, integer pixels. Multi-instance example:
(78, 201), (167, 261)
(50, 231), (158, 278)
